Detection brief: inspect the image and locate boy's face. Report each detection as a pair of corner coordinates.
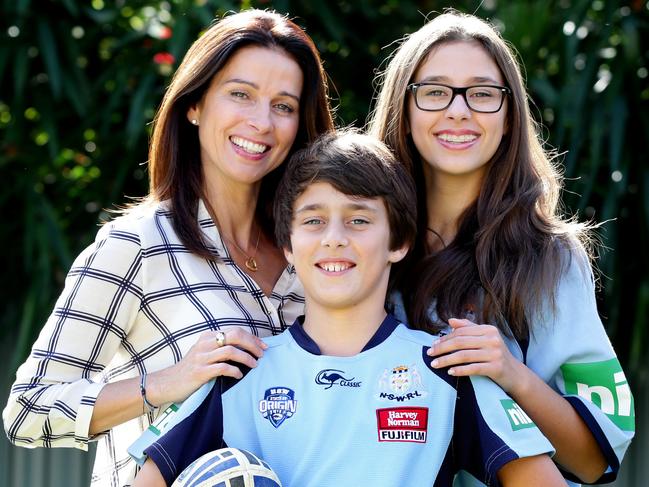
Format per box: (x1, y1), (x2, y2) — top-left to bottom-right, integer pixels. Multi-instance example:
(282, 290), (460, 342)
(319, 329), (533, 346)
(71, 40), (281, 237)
(285, 182), (408, 312)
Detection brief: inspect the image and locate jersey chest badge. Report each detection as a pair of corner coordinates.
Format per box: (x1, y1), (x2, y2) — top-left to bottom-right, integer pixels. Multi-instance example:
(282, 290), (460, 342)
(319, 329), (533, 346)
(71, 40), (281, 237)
(376, 407), (429, 443)
(258, 387), (297, 428)
(314, 369), (362, 389)
(376, 364), (428, 402)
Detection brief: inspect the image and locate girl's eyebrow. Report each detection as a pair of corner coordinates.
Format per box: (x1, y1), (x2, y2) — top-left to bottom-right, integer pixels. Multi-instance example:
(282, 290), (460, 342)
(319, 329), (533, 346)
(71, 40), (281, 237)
(224, 78), (301, 102)
(417, 75), (502, 85)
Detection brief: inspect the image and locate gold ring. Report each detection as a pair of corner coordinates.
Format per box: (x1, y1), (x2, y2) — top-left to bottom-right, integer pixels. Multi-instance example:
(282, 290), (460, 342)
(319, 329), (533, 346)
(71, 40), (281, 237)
(215, 331), (226, 348)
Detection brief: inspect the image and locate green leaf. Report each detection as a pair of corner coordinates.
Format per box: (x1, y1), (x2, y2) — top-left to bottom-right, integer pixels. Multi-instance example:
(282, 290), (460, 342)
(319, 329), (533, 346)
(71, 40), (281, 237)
(608, 96), (627, 174)
(16, 0), (30, 16)
(12, 46), (29, 104)
(629, 282), (649, 372)
(0, 47), (10, 87)
(125, 72), (156, 149)
(60, 0), (79, 17)
(37, 20), (62, 98)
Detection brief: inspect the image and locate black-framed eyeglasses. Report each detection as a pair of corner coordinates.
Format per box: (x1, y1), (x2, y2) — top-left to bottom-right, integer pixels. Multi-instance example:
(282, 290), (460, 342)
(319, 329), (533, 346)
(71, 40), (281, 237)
(407, 82), (511, 113)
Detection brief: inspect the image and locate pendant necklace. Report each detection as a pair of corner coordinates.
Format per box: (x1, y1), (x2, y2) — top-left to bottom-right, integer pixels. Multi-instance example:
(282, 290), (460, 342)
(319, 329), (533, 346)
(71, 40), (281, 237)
(221, 229), (261, 272)
(205, 200), (261, 272)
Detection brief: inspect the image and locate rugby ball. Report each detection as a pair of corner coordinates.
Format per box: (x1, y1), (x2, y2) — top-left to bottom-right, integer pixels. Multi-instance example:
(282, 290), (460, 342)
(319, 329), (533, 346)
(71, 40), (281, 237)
(171, 447), (282, 487)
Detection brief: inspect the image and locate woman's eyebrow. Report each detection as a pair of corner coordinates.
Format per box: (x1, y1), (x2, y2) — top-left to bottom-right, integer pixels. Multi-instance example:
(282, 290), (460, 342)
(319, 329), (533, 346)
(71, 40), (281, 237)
(224, 78), (301, 102)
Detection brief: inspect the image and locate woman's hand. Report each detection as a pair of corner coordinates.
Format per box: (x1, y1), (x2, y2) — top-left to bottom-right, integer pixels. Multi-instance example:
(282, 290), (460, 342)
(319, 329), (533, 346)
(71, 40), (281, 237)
(427, 318), (524, 394)
(148, 328), (268, 405)
(90, 328), (267, 434)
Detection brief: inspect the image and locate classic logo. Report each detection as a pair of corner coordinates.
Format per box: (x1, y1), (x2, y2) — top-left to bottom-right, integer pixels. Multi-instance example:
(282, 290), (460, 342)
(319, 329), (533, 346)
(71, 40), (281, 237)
(561, 359), (635, 431)
(500, 399), (536, 431)
(376, 364), (428, 402)
(376, 407), (429, 443)
(258, 387), (297, 428)
(314, 369), (362, 389)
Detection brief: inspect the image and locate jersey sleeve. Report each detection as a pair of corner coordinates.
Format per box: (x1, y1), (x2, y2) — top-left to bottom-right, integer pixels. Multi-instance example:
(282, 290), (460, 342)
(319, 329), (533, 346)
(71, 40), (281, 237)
(452, 375), (555, 486)
(2, 220), (143, 450)
(138, 380), (226, 486)
(528, 248), (635, 483)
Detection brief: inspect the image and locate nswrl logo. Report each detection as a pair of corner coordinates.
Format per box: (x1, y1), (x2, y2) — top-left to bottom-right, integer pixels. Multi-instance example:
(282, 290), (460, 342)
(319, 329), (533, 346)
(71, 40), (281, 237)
(561, 358), (635, 432)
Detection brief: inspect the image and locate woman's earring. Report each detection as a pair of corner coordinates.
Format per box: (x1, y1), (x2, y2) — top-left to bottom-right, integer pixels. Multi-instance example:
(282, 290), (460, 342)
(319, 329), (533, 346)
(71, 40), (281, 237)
(191, 119), (199, 126)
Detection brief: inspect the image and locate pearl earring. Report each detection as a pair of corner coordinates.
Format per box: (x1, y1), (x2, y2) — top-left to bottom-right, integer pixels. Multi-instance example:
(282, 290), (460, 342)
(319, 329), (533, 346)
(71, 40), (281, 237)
(191, 119), (198, 126)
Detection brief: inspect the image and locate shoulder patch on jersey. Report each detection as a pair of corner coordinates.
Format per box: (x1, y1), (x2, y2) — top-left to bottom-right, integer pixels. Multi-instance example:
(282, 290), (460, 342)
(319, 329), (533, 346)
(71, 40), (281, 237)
(375, 364), (428, 402)
(500, 399), (537, 430)
(376, 407), (428, 443)
(258, 387), (297, 428)
(561, 359), (635, 431)
(147, 403), (179, 436)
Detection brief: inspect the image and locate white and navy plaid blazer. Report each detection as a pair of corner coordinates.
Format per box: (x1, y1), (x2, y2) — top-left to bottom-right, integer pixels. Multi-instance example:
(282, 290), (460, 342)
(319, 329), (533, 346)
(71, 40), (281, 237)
(3, 199), (304, 487)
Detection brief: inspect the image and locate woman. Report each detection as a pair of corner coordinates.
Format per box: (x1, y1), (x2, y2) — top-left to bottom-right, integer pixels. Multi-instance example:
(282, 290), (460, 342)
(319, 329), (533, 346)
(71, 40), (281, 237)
(368, 11), (634, 486)
(3, 9), (333, 487)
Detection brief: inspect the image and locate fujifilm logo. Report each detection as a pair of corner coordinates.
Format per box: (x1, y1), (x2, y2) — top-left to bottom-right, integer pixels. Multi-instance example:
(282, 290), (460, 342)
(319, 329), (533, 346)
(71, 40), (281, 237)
(561, 359), (635, 432)
(501, 399), (536, 430)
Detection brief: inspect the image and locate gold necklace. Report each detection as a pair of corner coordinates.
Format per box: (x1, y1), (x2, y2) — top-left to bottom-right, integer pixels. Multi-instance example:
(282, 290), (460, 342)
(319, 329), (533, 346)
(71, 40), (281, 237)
(205, 200), (261, 272)
(221, 230), (261, 272)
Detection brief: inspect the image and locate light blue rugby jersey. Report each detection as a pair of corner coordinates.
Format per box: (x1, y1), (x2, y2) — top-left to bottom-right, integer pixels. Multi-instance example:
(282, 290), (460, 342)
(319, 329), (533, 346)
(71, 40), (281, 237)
(389, 249), (635, 487)
(141, 315), (554, 486)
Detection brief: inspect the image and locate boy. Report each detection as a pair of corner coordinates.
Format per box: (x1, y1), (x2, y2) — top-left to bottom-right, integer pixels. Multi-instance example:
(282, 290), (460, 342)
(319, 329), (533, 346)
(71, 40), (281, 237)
(131, 130), (566, 486)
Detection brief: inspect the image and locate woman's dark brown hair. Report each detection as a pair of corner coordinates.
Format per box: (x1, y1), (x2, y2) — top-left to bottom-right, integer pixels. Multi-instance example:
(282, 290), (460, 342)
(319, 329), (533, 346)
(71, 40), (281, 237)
(368, 11), (592, 339)
(147, 9), (334, 258)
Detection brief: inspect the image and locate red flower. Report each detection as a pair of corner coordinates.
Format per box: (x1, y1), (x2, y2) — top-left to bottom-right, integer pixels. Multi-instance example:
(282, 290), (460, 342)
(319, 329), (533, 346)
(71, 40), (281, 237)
(159, 26), (172, 39)
(153, 52), (175, 65)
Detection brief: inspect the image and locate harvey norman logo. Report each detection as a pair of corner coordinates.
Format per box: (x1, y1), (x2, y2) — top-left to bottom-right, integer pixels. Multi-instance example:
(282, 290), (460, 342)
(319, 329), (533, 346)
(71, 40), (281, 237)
(561, 359), (635, 431)
(376, 407), (429, 443)
(500, 399), (536, 431)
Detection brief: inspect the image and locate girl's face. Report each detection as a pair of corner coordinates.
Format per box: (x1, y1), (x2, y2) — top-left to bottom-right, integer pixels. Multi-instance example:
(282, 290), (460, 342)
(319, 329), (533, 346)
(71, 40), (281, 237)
(407, 40), (508, 187)
(187, 45), (303, 191)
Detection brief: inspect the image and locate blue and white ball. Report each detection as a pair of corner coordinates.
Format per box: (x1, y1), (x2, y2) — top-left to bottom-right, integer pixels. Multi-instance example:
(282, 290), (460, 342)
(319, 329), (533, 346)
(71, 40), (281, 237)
(171, 447), (282, 487)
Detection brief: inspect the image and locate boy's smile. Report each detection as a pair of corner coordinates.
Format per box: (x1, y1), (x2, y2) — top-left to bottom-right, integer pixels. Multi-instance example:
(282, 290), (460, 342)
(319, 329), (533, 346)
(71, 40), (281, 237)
(285, 182), (407, 313)
(316, 259), (355, 274)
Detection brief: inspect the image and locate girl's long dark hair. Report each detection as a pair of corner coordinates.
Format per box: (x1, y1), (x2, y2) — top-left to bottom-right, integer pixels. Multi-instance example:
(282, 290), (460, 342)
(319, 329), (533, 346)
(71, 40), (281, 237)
(369, 11), (593, 339)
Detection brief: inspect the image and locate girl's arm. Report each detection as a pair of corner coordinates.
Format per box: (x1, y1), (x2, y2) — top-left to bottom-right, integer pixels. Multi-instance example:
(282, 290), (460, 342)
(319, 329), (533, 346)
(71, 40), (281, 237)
(498, 454), (567, 487)
(427, 251), (634, 483)
(132, 459), (166, 487)
(429, 319), (607, 482)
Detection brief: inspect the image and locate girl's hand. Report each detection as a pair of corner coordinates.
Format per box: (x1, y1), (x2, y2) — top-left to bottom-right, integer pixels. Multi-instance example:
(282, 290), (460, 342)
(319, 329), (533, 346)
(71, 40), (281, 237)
(148, 328), (267, 405)
(427, 318), (522, 393)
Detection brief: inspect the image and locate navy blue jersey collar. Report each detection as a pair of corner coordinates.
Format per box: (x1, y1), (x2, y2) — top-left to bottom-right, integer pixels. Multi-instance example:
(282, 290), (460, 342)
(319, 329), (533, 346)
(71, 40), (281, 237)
(288, 314), (401, 355)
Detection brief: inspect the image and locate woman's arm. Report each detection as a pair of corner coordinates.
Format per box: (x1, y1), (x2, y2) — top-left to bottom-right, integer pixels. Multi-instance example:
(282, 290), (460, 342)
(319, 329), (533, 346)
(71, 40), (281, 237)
(3, 221), (267, 445)
(498, 454), (567, 487)
(89, 327), (265, 434)
(3, 223), (143, 449)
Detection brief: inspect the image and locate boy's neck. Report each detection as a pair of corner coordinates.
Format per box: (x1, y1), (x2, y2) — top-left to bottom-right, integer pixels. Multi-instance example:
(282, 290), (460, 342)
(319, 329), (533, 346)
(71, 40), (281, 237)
(302, 305), (388, 357)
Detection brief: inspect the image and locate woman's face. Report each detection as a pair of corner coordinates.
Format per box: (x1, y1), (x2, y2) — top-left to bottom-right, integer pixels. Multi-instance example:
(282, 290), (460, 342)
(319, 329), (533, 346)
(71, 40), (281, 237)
(407, 40), (508, 186)
(188, 45), (303, 189)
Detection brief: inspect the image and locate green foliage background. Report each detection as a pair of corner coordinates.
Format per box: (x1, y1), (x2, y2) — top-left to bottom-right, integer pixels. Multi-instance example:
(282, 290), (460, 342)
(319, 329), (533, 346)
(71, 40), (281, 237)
(1, 0), (648, 378)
